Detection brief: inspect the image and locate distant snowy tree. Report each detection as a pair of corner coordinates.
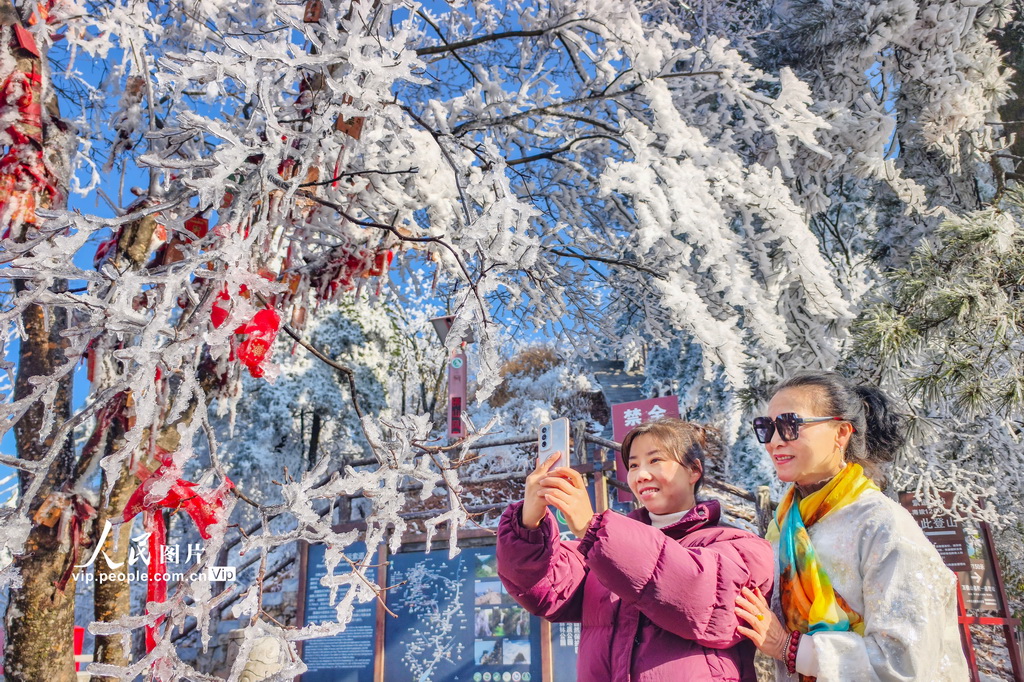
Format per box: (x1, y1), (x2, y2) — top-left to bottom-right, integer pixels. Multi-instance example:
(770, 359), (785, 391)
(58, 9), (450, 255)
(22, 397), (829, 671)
(993, 2), (1024, 189)
(463, 345), (609, 480)
(218, 294), (442, 497)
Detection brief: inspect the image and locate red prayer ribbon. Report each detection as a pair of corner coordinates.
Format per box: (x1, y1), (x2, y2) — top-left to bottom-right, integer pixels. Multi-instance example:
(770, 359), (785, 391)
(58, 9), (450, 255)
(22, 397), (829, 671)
(236, 308), (281, 378)
(0, 67), (58, 237)
(122, 455), (233, 651)
(54, 495), (97, 593)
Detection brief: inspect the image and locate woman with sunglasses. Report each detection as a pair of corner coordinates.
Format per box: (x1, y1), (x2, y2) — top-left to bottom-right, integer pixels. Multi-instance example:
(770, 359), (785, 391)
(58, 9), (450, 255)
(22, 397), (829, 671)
(735, 372), (968, 681)
(497, 419), (774, 681)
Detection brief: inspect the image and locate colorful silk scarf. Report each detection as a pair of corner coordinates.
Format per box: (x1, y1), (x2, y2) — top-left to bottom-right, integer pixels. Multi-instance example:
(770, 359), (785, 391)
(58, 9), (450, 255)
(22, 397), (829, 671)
(767, 463), (878, 640)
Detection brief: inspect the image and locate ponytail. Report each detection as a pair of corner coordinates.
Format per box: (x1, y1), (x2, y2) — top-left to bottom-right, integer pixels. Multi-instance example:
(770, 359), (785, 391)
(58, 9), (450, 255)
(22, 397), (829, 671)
(853, 385), (906, 463)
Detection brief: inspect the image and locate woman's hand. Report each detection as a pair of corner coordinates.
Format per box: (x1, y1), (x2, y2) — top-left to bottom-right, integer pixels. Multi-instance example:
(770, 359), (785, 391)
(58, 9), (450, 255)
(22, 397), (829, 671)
(521, 452), (563, 529)
(539, 466), (594, 538)
(735, 586), (789, 660)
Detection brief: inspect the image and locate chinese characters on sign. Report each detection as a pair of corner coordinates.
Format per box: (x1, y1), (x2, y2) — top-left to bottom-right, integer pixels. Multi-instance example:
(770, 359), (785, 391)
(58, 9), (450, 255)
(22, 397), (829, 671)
(899, 493), (1003, 613)
(621, 403), (669, 427)
(551, 622), (581, 682)
(898, 492), (970, 572)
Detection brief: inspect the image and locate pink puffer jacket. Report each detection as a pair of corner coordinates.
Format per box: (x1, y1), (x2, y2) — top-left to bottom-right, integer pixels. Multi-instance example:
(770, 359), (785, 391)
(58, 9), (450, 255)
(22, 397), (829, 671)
(497, 499), (773, 681)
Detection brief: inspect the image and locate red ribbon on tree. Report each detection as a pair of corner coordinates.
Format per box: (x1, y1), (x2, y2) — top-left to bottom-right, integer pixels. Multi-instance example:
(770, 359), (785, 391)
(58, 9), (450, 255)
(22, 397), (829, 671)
(210, 286), (232, 329)
(122, 453), (234, 652)
(313, 246), (393, 301)
(0, 66), (58, 237)
(210, 285), (282, 377)
(33, 493), (97, 594)
(236, 308), (281, 378)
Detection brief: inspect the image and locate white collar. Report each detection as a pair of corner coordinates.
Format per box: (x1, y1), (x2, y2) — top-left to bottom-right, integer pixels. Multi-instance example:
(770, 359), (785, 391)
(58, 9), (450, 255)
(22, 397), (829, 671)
(648, 509), (689, 529)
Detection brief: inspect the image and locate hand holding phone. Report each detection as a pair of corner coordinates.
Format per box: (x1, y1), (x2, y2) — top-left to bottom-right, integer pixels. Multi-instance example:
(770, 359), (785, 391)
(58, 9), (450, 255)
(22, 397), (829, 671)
(534, 417), (593, 538)
(522, 417), (572, 529)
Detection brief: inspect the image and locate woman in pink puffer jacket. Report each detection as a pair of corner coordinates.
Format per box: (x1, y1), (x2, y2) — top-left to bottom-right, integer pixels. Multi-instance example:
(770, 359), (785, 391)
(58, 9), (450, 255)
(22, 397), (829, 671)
(497, 418), (773, 681)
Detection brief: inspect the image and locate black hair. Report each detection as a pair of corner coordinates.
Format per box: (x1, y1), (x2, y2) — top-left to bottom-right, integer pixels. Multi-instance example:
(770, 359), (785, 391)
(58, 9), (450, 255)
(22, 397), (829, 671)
(619, 418), (722, 498)
(772, 371), (906, 464)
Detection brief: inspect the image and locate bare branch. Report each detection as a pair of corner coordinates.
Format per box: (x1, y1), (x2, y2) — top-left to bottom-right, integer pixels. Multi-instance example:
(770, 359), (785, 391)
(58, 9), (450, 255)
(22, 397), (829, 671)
(507, 134), (626, 166)
(298, 167), (420, 188)
(548, 247), (667, 280)
(415, 17), (587, 56)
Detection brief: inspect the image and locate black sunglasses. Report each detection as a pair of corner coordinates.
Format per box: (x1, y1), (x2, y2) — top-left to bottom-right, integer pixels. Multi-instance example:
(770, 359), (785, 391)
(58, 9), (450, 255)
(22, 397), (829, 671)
(751, 413), (848, 444)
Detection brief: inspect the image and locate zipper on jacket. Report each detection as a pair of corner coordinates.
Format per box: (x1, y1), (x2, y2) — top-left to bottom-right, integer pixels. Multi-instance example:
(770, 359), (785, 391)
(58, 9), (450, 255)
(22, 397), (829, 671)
(633, 613), (647, 647)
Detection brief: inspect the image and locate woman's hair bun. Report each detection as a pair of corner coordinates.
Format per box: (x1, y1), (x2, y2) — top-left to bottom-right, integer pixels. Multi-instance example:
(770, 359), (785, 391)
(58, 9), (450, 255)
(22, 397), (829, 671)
(853, 385), (905, 463)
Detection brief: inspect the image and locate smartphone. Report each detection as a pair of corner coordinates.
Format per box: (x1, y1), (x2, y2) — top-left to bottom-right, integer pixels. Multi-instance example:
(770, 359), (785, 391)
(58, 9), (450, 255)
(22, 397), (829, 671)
(538, 417), (570, 469)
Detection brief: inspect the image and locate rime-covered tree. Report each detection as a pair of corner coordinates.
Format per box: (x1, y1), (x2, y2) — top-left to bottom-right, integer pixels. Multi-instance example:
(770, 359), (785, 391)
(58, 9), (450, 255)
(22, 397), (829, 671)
(0, 0), (1022, 679)
(851, 187), (1024, 616)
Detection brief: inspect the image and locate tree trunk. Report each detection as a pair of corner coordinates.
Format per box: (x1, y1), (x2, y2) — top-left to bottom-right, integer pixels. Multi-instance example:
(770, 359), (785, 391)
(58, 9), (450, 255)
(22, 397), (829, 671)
(4, 283), (76, 682)
(91, 446), (138, 676)
(993, 7), (1024, 187)
(1, 2), (77, 678)
(88, 390), (217, 672)
(3, 545), (77, 682)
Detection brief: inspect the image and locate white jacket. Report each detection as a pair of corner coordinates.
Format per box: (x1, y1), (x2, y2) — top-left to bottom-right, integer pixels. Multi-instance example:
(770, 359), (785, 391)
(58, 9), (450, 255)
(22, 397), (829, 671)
(771, 488), (970, 681)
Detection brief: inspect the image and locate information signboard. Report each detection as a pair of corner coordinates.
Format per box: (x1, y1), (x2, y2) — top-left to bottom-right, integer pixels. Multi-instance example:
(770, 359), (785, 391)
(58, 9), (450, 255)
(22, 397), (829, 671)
(958, 522), (1005, 614)
(550, 622), (580, 682)
(301, 543), (378, 682)
(900, 492), (1023, 682)
(385, 546), (542, 682)
(898, 492), (970, 571)
(899, 492), (1004, 614)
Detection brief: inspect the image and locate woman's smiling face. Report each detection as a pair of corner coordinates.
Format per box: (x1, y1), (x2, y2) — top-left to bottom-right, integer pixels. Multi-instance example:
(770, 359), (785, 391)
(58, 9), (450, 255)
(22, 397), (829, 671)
(765, 387), (852, 486)
(627, 433), (700, 515)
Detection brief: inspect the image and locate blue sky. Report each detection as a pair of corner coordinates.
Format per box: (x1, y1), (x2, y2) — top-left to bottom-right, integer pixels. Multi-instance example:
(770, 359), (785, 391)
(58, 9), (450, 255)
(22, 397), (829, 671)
(0, 41), (134, 494)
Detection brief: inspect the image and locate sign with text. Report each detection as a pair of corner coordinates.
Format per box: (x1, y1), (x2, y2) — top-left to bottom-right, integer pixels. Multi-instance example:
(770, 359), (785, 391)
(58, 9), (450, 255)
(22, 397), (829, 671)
(611, 396), (680, 502)
(551, 622), (580, 682)
(899, 493), (1004, 615)
(898, 492), (970, 572)
(385, 546), (541, 682)
(301, 543), (377, 682)
(958, 522), (1004, 614)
